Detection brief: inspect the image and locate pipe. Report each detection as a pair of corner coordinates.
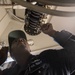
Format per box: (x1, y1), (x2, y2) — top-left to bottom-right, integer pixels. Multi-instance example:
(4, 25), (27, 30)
(34, 0), (75, 6)
(11, 0), (75, 17)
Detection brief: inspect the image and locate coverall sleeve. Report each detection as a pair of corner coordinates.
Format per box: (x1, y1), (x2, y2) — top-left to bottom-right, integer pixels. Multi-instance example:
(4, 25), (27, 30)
(53, 30), (75, 73)
(53, 30), (75, 52)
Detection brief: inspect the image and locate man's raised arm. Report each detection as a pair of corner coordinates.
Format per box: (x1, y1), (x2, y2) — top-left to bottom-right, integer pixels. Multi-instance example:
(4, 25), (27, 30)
(41, 23), (75, 52)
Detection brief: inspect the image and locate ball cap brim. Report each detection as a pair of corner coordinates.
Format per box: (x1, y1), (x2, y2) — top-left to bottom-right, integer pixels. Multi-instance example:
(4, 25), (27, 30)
(8, 30), (27, 50)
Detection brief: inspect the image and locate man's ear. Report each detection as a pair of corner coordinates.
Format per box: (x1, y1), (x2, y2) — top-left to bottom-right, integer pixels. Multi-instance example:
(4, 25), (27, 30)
(0, 47), (8, 65)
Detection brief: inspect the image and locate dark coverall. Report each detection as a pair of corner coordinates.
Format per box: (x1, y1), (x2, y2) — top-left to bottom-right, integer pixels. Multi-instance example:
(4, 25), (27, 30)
(2, 30), (75, 75)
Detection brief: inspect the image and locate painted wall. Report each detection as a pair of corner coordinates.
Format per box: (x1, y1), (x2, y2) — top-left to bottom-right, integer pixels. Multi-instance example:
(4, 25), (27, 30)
(0, 7), (11, 37)
(51, 7), (75, 35)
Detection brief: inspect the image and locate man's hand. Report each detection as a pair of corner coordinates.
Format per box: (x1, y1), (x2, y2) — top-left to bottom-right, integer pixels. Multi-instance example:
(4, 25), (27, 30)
(41, 23), (57, 37)
(0, 47), (8, 65)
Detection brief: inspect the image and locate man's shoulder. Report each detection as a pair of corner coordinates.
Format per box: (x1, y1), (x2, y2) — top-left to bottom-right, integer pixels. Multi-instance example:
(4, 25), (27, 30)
(39, 49), (57, 58)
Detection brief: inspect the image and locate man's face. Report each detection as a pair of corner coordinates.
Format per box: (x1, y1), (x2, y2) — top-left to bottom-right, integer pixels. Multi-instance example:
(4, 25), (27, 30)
(10, 38), (31, 60)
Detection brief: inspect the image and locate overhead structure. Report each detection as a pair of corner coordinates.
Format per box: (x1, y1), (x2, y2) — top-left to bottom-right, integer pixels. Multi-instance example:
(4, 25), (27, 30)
(24, 2), (46, 35)
(11, 0), (75, 35)
(11, 0), (75, 17)
(32, 0), (75, 6)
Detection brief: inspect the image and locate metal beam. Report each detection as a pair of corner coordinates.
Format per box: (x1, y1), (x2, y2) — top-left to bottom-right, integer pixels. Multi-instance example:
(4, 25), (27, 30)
(34, 0), (75, 6)
(11, 0), (75, 17)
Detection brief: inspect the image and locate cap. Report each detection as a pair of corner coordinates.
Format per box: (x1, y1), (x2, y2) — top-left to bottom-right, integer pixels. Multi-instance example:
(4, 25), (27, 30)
(8, 30), (27, 50)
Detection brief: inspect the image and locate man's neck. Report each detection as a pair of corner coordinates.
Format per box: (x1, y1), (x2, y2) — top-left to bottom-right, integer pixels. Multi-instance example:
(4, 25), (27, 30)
(17, 53), (33, 67)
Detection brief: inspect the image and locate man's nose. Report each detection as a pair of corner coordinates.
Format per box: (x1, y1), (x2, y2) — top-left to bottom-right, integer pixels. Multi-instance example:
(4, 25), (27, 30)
(18, 38), (24, 42)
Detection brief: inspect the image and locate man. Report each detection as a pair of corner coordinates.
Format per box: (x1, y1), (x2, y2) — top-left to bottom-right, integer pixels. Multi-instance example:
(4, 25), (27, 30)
(1, 23), (75, 75)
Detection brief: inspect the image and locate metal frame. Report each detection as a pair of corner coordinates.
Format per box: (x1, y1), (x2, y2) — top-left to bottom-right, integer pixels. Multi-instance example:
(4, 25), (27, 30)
(11, 0), (75, 17)
(32, 0), (75, 6)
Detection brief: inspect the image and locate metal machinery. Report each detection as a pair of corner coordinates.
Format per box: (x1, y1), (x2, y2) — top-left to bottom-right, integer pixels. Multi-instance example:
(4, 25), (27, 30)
(24, 1), (46, 35)
(4, 0), (75, 35)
